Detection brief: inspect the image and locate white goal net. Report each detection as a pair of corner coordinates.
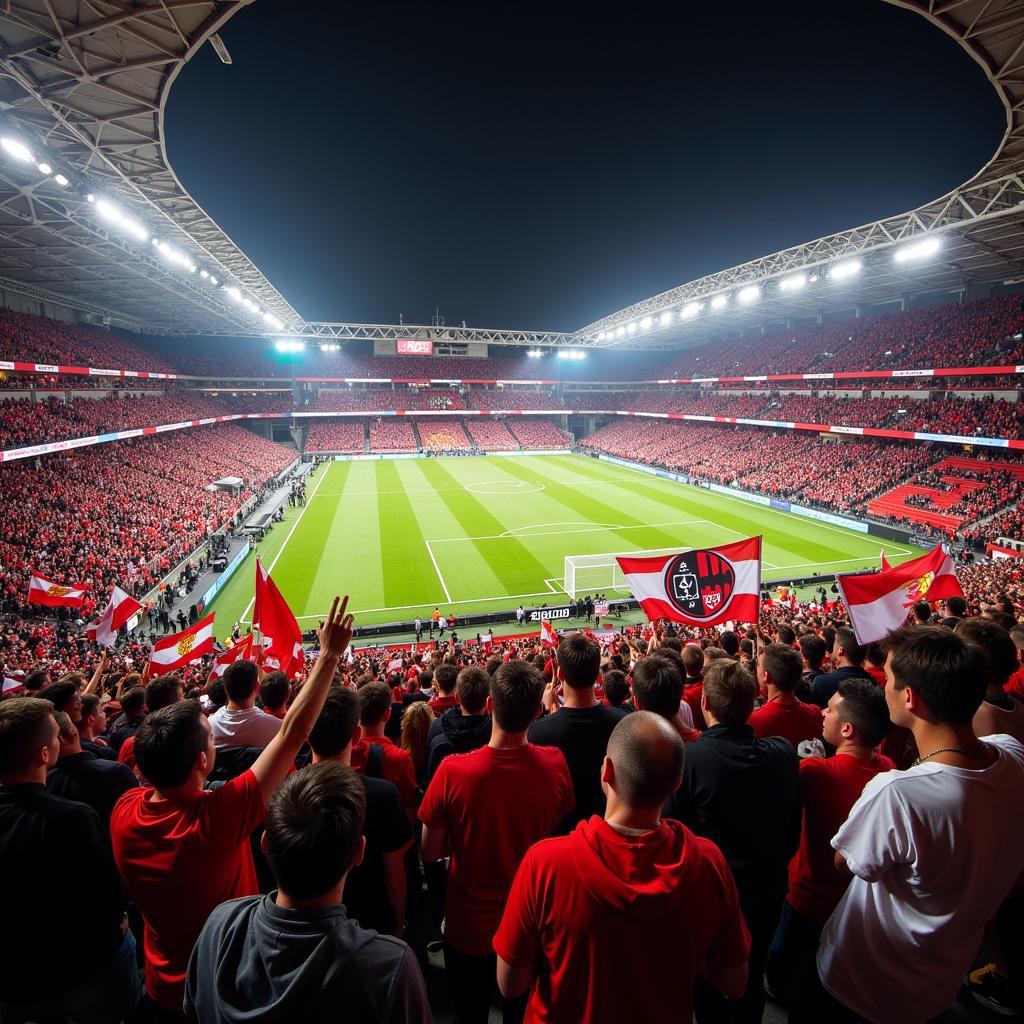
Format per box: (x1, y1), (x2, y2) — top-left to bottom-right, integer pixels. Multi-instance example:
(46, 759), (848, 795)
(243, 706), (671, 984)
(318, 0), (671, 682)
(563, 547), (683, 600)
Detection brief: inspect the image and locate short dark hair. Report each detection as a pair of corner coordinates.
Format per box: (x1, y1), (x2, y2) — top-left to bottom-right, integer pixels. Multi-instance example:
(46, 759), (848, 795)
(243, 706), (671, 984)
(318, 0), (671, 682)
(206, 677), (227, 710)
(835, 678), (891, 747)
(556, 632), (600, 690)
(884, 624), (987, 725)
(631, 656), (683, 720)
(435, 663), (458, 695)
(606, 711), (684, 809)
(490, 661), (543, 732)
(23, 668), (49, 693)
(602, 669), (631, 707)
(259, 671), (289, 711)
(776, 624), (796, 647)
(37, 681), (78, 715)
(145, 675), (182, 712)
(761, 643), (803, 693)
(945, 595), (968, 618)
(80, 694), (101, 723)
(133, 701), (206, 789)
(0, 698), (55, 777)
(718, 630), (739, 657)
(222, 660), (259, 703)
(834, 627), (866, 665)
(263, 762), (366, 899)
(309, 686), (360, 758)
(799, 634), (827, 670)
(358, 681), (393, 727)
(956, 618), (1019, 688)
(912, 601), (932, 624)
(456, 667), (489, 714)
(120, 686), (146, 717)
(681, 644), (704, 678)
(702, 660), (757, 726)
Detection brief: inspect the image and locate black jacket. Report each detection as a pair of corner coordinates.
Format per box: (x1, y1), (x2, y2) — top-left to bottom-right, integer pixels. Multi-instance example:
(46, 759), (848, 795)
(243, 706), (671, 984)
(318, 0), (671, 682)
(426, 710), (492, 781)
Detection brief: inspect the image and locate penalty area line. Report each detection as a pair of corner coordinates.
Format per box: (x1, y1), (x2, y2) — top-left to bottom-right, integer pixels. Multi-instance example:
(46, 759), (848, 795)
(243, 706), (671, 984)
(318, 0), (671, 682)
(424, 540), (453, 604)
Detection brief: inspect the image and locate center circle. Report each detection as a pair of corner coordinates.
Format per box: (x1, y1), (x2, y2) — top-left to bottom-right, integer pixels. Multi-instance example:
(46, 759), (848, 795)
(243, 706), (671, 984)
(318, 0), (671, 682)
(464, 480), (545, 495)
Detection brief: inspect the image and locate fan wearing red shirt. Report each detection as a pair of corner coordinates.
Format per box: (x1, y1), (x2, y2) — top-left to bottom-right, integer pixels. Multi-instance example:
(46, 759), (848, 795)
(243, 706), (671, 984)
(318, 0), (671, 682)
(110, 595), (354, 1016)
(420, 659), (573, 1024)
(351, 681), (420, 813)
(749, 643), (823, 749)
(494, 711), (750, 1024)
(764, 677), (894, 1003)
(428, 663), (459, 715)
(631, 654), (700, 743)
(681, 644), (707, 730)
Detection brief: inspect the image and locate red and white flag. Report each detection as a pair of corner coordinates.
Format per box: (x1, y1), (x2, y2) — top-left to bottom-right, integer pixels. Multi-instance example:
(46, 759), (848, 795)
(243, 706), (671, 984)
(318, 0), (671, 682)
(208, 634), (254, 680)
(86, 586), (143, 648)
(27, 572), (89, 608)
(540, 619), (558, 648)
(616, 536), (762, 626)
(880, 550), (892, 571)
(254, 561), (304, 679)
(837, 545), (964, 644)
(3, 676), (23, 694)
(150, 612), (216, 673)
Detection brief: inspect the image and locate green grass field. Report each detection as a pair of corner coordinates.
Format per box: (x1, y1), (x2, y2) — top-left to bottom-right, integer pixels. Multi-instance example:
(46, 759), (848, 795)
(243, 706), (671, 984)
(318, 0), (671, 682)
(206, 454), (927, 637)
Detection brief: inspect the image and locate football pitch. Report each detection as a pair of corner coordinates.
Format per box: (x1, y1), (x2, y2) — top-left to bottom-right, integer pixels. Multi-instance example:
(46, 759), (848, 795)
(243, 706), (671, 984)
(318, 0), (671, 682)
(207, 454), (927, 636)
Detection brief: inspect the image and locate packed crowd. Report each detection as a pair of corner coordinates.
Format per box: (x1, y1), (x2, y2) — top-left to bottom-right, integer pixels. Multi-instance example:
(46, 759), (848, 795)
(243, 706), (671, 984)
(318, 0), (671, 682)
(507, 419), (571, 448)
(418, 421), (472, 452)
(304, 420), (366, 454)
(464, 419), (519, 450)
(369, 418), (419, 452)
(0, 425), (295, 616)
(2, 553), (1023, 1023)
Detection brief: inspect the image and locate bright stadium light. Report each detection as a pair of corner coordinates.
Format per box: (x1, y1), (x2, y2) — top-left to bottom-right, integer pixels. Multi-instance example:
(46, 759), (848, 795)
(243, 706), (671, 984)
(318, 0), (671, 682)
(640, 316), (653, 329)
(96, 199), (123, 223)
(36, 162), (52, 175)
(710, 294), (728, 310)
(779, 272), (807, 292)
(275, 340), (305, 354)
(53, 173), (68, 187)
(1, 137), (33, 162)
(659, 310), (673, 325)
(225, 286), (242, 302)
(209, 275), (219, 285)
(830, 258), (862, 280)
(681, 301), (701, 319)
(615, 326), (626, 338)
(199, 270), (209, 279)
(737, 285), (761, 304)
(597, 332), (605, 341)
(627, 323), (637, 334)
(894, 237), (941, 263)
(123, 218), (148, 241)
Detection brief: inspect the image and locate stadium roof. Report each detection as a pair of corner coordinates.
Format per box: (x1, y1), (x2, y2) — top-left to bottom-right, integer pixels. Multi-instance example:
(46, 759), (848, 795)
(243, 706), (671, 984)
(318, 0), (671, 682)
(0, 1), (1022, 347)
(580, 0), (1024, 350)
(0, 0), (302, 335)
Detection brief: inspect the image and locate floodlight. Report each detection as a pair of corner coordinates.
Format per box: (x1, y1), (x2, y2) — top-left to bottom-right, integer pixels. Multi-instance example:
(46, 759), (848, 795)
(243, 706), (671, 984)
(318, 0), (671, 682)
(627, 323), (637, 334)
(660, 311), (673, 325)
(36, 162), (52, 175)
(640, 316), (653, 329)
(893, 237), (941, 263)
(96, 199), (123, 223)
(597, 332), (605, 341)
(681, 302), (701, 319)
(710, 295), (728, 309)
(123, 218), (148, 241)
(200, 270), (209, 279)
(737, 285), (761, 304)
(779, 272), (807, 292)
(830, 258), (862, 280)
(209, 276), (219, 285)
(616, 326), (626, 338)
(54, 173), (68, 187)
(225, 286), (242, 302)
(1, 137), (32, 162)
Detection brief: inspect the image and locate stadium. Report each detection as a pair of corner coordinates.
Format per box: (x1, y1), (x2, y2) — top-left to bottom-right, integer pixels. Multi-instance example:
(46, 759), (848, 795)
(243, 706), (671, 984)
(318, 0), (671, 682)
(2, 2), (1024, 1024)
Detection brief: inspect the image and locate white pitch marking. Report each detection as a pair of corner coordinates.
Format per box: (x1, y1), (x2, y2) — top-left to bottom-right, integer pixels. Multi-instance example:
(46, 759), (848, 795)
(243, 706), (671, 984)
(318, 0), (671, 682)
(429, 519), (715, 545)
(424, 539), (453, 603)
(238, 461), (333, 624)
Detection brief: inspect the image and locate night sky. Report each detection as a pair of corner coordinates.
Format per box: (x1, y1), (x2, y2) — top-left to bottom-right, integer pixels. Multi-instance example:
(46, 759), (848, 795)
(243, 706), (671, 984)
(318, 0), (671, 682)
(165, 1), (1005, 331)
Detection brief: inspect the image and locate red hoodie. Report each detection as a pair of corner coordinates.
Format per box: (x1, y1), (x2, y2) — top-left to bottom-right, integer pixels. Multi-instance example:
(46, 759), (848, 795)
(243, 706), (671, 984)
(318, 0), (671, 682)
(494, 816), (750, 1023)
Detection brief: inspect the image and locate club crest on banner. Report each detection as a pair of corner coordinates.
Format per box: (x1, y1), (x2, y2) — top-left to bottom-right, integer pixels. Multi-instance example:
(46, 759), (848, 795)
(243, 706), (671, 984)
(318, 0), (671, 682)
(47, 584), (73, 598)
(903, 571), (935, 608)
(664, 548), (737, 620)
(176, 634), (196, 658)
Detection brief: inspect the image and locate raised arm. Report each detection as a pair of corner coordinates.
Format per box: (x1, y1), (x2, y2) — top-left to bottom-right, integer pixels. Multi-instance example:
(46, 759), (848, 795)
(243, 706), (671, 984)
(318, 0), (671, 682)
(250, 595), (354, 805)
(83, 649), (109, 696)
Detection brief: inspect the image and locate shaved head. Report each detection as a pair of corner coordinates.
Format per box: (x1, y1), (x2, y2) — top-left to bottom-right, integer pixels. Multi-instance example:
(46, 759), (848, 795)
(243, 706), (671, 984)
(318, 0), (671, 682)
(606, 711), (684, 809)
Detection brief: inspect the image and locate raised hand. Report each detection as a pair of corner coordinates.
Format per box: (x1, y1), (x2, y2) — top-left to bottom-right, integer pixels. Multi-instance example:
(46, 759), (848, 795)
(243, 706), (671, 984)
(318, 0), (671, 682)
(317, 595), (354, 660)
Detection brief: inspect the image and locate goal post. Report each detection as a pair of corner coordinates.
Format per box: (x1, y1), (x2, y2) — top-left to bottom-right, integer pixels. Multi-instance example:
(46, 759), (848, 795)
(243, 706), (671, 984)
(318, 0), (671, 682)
(563, 547), (683, 600)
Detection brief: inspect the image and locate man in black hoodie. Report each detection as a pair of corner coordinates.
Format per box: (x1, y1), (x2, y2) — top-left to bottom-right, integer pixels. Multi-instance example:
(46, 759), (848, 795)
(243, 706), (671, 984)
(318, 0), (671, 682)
(426, 665), (492, 780)
(184, 761), (429, 1024)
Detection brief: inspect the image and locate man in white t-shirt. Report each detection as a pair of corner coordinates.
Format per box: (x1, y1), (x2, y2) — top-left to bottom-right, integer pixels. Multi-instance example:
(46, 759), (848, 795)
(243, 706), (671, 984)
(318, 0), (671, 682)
(793, 624), (1024, 1024)
(209, 660), (282, 749)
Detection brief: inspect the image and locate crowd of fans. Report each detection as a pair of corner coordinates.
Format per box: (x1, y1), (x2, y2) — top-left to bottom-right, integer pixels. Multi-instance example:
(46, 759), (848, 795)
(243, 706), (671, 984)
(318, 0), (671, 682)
(418, 421), (472, 452)
(304, 420), (366, 454)
(0, 425), (295, 616)
(508, 419), (571, 448)
(369, 418), (419, 452)
(465, 419), (519, 450)
(2, 555), (1024, 1022)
